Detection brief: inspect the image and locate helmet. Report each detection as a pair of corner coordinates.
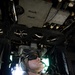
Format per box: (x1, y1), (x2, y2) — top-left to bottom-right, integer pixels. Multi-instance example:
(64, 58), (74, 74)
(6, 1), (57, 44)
(18, 44), (47, 60)
(18, 43), (47, 74)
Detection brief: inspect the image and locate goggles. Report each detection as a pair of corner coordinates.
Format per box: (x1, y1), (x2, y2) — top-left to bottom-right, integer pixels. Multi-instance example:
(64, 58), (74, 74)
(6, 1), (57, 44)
(26, 53), (39, 60)
(19, 45), (47, 60)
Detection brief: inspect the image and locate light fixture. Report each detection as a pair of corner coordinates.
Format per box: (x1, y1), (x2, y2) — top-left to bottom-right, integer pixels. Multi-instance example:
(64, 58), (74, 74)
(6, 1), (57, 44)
(56, 26), (59, 29)
(0, 29), (3, 34)
(68, 2), (74, 7)
(58, 0), (62, 2)
(69, 0), (75, 1)
(71, 12), (75, 16)
(43, 25), (46, 27)
(50, 25), (54, 29)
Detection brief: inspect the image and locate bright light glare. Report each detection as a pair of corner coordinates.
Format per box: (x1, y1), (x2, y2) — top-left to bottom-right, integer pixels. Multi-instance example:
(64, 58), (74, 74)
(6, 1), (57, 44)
(42, 58), (49, 73)
(10, 55), (13, 61)
(11, 58), (49, 74)
(11, 64), (25, 75)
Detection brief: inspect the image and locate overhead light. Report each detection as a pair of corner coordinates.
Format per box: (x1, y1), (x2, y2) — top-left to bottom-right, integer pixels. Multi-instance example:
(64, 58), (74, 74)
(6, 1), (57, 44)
(43, 25), (46, 27)
(50, 25), (54, 29)
(58, 0), (62, 2)
(69, 0), (75, 1)
(68, 2), (74, 7)
(0, 29), (3, 34)
(56, 26), (59, 29)
(71, 12), (75, 16)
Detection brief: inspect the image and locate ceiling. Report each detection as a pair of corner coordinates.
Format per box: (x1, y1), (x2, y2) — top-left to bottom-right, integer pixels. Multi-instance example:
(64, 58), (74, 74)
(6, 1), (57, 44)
(0, 0), (75, 52)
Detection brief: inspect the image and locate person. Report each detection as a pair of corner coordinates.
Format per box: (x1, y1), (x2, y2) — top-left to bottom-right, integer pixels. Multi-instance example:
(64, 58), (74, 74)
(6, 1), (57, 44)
(18, 45), (47, 75)
(25, 53), (44, 75)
